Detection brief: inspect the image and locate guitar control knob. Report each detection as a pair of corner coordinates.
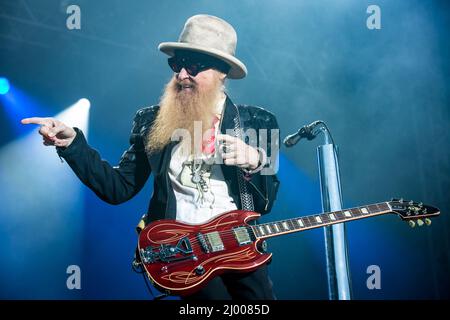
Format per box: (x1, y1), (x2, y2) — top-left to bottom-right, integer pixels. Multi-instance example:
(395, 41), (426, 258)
(195, 265), (205, 275)
(257, 240), (268, 253)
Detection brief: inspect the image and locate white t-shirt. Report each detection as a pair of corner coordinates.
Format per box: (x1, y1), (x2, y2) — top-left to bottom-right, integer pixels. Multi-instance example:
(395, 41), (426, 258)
(168, 97), (238, 224)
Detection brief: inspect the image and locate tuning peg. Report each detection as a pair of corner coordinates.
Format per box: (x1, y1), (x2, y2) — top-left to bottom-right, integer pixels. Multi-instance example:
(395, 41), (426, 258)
(408, 220), (416, 228)
(425, 218), (432, 226)
(417, 219), (424, 227)
(418, 202), (423, 208)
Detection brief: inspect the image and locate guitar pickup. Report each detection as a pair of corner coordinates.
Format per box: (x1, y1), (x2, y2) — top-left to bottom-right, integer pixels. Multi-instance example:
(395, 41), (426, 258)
(205, 231), (224, 252)
(233, 226), (252, 245)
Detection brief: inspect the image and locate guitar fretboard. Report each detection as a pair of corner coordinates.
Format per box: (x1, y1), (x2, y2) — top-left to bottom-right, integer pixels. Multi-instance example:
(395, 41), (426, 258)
(251, 202), (391, 239)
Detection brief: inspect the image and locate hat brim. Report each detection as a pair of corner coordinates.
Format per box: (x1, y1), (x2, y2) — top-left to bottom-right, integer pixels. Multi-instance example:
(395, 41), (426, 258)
(158, 42), (247, 79)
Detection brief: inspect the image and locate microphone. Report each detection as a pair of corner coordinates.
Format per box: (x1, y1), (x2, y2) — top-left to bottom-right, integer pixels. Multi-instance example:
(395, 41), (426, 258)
(283, 120), (323, 147)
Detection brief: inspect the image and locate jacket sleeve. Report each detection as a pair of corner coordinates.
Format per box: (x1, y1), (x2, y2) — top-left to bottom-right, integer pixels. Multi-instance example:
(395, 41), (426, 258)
(56, 108), (153, 205)
(244, 108), (280, 215)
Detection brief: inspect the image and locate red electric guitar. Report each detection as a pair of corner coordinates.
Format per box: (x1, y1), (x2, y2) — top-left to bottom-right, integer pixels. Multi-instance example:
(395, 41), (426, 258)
(137, 199), (440, 296)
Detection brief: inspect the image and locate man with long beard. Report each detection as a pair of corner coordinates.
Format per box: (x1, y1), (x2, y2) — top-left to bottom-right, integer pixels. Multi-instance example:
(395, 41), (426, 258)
(22, 15), (280, 300)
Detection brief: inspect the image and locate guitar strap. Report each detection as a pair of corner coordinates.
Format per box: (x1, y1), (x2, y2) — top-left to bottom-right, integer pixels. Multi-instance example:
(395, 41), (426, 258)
(232, 104), (255, 212)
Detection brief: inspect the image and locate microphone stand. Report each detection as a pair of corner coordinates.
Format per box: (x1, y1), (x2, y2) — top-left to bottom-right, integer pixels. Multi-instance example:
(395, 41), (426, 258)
(285, 121), (352, 300)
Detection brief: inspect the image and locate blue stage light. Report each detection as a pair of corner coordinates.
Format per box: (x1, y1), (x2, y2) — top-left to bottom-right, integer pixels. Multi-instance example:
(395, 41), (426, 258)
(0, 77), (10, 95)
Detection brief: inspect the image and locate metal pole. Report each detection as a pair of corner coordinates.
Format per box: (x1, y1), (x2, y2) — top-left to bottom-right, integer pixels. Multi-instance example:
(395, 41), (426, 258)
(317, 143), (352, 300)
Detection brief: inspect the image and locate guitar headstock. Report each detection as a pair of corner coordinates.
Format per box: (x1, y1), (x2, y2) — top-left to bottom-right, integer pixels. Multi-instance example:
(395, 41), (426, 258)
(389, 198), (440, 227)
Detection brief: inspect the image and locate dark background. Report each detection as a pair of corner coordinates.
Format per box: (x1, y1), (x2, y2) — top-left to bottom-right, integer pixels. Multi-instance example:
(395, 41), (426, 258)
(0, 0), (449, 299)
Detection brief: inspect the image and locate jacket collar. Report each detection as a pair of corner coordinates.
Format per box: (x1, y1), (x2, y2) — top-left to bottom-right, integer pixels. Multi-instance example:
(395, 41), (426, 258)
(220, 94), (239, 135)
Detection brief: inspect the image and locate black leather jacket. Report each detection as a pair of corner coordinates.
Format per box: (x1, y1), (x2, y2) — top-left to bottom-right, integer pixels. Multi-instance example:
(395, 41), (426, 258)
(57, 95), (280, 223)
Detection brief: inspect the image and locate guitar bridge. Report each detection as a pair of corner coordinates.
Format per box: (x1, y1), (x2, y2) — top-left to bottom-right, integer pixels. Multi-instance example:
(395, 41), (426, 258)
(197, 233), (210, 253)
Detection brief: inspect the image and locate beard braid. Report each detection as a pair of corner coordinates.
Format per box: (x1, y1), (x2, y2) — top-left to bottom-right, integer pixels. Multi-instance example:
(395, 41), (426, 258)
(146, 73), (224, 156)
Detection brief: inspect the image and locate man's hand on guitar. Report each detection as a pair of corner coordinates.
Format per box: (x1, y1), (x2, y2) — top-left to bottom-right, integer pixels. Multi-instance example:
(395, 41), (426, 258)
(21, 117), (77, 148)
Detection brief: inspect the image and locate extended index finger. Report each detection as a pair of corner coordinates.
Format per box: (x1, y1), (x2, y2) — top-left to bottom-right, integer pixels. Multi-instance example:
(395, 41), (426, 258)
(21, 117), (51, 126)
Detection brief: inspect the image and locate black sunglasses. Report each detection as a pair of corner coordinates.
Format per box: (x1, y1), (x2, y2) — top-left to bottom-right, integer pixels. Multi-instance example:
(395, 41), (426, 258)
(168, 51), (230, 77)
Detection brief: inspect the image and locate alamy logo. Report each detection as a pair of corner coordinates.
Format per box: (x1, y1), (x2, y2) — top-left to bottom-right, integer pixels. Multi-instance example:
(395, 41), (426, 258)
(170, 125), (280, 175)
(366, 265), (381, 290)
(66, 5), (81, 30)
(366, 5), (381, 30)
(66, 265), (81, 290)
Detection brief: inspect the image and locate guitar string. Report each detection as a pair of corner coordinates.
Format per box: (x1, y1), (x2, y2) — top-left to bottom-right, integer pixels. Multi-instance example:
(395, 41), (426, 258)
(184, 209), (381, 248)
(185, 228), (256, 248)
(146, 218), (396, 264)
(184, 205), (382, 247)
(185, 214), (341, 247)
(212, 203), (385, 243)
(147, 204), (388, 253)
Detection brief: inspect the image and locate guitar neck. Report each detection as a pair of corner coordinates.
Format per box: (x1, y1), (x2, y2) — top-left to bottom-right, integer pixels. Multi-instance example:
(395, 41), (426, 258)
(251, 202), (392, 239)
